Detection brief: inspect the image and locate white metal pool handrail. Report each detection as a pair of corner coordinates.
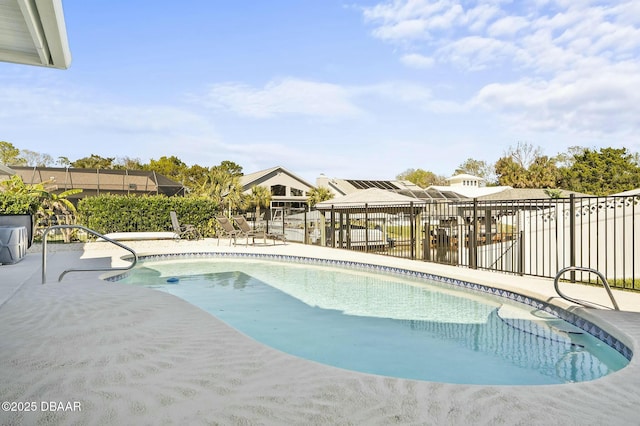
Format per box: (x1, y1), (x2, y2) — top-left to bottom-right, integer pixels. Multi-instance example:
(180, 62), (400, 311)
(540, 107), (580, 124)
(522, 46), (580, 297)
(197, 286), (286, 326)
(554, 266), (620, 310)
(41, 225), (137, 284)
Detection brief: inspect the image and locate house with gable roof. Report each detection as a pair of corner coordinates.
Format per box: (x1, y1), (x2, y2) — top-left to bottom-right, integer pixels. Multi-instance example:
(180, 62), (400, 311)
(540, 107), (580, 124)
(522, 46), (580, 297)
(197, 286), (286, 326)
(240, 166), (315, 215)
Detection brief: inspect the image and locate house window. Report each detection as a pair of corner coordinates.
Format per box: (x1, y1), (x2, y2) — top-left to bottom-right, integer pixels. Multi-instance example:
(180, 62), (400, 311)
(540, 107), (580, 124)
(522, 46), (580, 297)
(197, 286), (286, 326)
(291, 187), (303, 197)
(271, 185), (286, 196)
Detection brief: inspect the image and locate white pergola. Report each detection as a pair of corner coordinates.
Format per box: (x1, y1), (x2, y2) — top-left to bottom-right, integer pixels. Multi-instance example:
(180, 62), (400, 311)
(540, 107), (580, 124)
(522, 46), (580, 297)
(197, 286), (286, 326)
(0, 0), (71, 69)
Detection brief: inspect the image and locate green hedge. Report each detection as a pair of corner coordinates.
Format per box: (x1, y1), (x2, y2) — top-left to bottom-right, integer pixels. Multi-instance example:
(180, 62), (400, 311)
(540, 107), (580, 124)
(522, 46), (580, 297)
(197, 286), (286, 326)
(0, 192), (40, 214)
(77, 195), (219, 237)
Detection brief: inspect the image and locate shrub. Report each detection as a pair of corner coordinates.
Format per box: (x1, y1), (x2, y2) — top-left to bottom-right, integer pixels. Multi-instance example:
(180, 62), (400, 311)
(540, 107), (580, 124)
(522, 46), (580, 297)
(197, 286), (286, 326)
(77, 194), (219, 237)
(0, 192), (40, 215)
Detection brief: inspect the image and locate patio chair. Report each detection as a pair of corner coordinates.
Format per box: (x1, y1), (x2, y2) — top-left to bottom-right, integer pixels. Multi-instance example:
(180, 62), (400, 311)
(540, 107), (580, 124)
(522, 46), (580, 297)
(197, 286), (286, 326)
(214, 216), (241, 246)
(233, 215), (286, 246)
(170, 211), (201, 240)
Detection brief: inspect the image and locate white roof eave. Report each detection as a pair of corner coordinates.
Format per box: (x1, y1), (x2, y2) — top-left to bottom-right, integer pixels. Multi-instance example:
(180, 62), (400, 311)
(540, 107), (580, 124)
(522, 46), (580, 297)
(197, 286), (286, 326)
(0, 0), (71, 69)
(0, 163), (16, 175)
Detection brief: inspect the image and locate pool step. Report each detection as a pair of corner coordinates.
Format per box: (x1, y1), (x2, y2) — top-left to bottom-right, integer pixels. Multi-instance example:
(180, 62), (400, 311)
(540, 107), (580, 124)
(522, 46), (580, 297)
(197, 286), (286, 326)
(496, 305), (585, 347)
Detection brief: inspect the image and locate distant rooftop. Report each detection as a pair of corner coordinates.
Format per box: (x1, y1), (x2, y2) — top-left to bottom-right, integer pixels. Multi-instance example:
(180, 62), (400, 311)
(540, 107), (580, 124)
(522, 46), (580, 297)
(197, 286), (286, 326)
(6, 166), (185, 198)
(317, 176), (468, 201)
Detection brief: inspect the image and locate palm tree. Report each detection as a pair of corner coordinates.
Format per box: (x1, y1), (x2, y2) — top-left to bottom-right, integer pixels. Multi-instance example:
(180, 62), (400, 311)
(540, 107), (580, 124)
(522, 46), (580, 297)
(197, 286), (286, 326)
(248, 185), (271, 224)
(0, 175), (81, 216)
(544, 188), (564, 199)
(307, 187), (334, 207)
(40, 187), (82, 217)
(0, 174), (38, 194)
(199, 167), (244, 215)
(1, 175), (82, 241)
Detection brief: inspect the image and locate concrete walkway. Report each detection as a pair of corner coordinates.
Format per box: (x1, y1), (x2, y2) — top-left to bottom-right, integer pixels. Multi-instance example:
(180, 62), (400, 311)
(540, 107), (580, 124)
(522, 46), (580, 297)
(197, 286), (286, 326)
(1, 239), (639, 425)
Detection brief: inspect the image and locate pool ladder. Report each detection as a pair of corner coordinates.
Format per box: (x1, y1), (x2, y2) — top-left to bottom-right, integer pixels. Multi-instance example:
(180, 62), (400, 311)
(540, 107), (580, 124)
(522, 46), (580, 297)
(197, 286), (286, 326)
(554, 266), (619, 310)
(41, 225), (137, 284)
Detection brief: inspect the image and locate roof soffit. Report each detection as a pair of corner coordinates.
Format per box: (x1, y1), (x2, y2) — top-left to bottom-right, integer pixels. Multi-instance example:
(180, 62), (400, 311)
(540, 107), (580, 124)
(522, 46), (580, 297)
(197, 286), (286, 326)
(0, 0), (71, 69)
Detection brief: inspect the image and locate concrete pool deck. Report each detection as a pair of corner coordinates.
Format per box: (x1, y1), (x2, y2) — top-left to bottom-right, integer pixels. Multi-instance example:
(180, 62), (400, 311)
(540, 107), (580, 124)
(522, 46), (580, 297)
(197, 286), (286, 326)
(1, 239), (639, 425)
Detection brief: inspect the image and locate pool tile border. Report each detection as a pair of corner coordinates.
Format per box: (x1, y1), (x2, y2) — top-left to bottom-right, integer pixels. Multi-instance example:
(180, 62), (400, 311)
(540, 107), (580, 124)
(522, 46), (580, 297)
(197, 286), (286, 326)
(108, 251), (633, 361)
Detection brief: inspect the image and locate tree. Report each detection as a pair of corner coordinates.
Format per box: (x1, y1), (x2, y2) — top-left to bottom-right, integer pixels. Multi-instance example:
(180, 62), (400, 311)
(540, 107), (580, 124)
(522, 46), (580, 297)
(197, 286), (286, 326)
(71, 154), (115, 169)
(216, 160), (243, 177)
(146, 156), (188, 182)
(396, 168), (446, 188)
(558, 147), (640, 195)
(113, 156), (144, 170)
(526, 156), (559, 188)
(37, 184), (82, 242)
(495, 157), (529, 187)
(56, 156), (71, 167)
(21, 149), (54, 167)
(0, 141), (26, 166)
(454, 158), (495, 185)
(182, 164), (209, 194)
(544, 188), (564, 199)
(39, 187), (83, 218)
(1, 175), (80, 213)
(504, 141), (542, 169)
(495, 142), (558, 188)
(198, 166), (244, 214)
(553, 146), (585, 169)
(0, 175), (82, 240)
(0, 174), (41, 195)
(247, 185), (271, 221)
(307, 186), (334, 207)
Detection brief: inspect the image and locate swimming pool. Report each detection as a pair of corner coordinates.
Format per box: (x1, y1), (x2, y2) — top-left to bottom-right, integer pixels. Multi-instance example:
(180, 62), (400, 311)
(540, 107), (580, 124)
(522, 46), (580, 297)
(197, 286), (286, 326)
(113, 254), (630, 385)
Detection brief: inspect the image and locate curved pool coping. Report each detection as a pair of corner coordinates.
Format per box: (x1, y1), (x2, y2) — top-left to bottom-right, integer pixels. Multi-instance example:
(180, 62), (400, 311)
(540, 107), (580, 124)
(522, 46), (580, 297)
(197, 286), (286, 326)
(3, 239), (640, 424)
(108, 251), (632, 362)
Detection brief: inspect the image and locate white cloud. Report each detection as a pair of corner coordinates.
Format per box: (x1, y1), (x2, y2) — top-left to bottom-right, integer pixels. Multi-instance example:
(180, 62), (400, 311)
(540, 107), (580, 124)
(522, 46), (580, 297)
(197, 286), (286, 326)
(0, 85), (210, 134)
(363, 0), (453, 26)
(472, 63), (640, 135)
(401, 53), (435, 68)
(358, 81), (433, 104)
(363, 0), (640, 138)
(198, 77), (456, 118)
(364, 1), (640, 72)
(436, 36), (521, 70)
(0, 83), (221, 165)
(371, 18), (431, 41)
(463, 4), (502, 33)
(487, 16), (530, 37)
(363, 0), (462, 41)
(200, 78), (363, 119)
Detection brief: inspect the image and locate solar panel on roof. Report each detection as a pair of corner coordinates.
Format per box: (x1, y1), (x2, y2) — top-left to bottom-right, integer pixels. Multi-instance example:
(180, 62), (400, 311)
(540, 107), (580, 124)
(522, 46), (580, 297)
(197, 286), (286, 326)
(347, 180), (387, 189)
(438, 191), (467, 200)
(345, 180), (402, 190)
(342, 179), (472, 201)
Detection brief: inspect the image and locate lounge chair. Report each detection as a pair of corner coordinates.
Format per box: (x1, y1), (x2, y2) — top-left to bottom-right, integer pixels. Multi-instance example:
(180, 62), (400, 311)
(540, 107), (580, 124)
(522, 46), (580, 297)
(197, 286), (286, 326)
(170, 211), (201, 240)
(214, 216), (241, 246)
(233, 215), (286, 246)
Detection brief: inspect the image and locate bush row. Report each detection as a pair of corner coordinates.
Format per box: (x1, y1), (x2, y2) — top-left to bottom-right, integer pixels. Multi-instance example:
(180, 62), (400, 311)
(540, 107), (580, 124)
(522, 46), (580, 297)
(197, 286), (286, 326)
(77, 195), (220, 237)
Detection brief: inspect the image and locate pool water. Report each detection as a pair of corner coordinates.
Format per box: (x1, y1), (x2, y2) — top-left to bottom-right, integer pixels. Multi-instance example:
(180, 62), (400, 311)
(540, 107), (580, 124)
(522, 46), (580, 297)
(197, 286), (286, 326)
(116, 258), (629, 385)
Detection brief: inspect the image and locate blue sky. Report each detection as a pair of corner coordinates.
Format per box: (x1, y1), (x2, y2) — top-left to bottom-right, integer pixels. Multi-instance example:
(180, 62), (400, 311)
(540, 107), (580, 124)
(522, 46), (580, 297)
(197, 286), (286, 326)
(2, 0), (639, 184)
